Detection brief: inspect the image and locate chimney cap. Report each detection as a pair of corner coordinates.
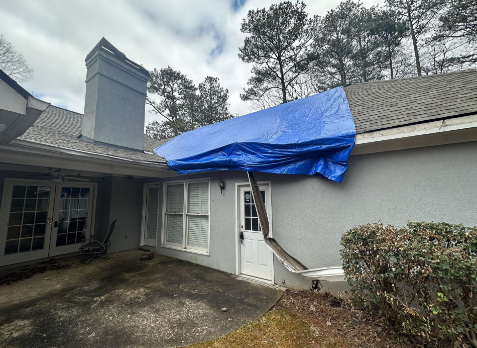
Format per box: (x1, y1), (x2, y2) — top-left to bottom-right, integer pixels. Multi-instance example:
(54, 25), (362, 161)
(85, 37), (149, 77)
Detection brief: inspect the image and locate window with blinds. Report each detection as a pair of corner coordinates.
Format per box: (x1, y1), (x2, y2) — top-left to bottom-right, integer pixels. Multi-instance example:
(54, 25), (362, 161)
(163, 180), (209, 254)
(165, 184), (184, 246)
(186, 182), (209, 250)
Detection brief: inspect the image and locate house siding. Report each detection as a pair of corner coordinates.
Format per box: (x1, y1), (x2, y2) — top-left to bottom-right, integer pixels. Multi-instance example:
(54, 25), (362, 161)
(152, 141), (477, 292)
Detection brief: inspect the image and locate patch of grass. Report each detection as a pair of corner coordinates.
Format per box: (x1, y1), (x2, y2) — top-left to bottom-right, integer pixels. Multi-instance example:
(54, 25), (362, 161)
(187, 310), (324, 348)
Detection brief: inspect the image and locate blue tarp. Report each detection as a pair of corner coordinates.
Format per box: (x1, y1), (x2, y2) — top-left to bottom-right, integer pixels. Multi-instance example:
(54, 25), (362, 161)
(154, 86), (356, 183)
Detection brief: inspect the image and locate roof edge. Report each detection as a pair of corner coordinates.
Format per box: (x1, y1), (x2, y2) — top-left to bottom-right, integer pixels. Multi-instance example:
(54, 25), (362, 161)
(0, 68), (31, 99)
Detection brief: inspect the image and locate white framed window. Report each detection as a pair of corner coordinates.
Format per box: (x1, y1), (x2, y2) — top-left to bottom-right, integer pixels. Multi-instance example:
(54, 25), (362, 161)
(162, 179), (210, 255)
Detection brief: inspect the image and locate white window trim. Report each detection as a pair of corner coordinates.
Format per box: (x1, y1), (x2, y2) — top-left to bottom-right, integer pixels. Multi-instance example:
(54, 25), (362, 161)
(161, 178), (210, 256)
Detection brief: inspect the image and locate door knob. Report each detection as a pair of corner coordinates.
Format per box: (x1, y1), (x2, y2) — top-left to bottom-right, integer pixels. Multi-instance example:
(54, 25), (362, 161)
(239, 231), (244, 242)
(53, 221), (58, 228)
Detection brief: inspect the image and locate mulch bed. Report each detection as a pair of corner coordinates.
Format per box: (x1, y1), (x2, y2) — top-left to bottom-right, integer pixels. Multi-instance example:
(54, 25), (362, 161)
(0, 259), (71, 285)
(273, 290), (416, 348)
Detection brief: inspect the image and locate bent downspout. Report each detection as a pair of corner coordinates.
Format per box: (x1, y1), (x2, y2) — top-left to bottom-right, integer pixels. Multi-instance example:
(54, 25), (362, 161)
(247, 171), (345, 282)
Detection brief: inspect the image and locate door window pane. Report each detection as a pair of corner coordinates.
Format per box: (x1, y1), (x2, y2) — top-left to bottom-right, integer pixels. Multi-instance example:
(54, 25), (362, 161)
(24, 199), (37, 211)
(10, 199), (24, 212)
(36, 199), (49, 211)
(5, 240), (19, 254)
(252, 218), (259, 231)
(32, 237), (45, 251)
(19, 238), (32, 252)
(26, 186), (37, 198)
(35, 211), (47, 224)
(12, 186), (26, 198)
(9, 212), (23, 226)
(7, 226), (21, 240)
(77, 218), (86, 232)
(21, 225), (34, 238)
(34, 224), (46, 237)
(80, 188), (90, 198)
(56, 233), (66, 246)
(23, 212), (35, 225)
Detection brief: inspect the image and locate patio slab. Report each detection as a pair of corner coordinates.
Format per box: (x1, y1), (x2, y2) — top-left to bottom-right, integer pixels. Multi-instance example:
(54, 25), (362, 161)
(0, 250), (283, 348)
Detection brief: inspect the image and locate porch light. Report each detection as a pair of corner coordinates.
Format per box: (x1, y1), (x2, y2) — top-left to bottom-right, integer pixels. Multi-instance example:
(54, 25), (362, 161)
(218, 179), (225, 194)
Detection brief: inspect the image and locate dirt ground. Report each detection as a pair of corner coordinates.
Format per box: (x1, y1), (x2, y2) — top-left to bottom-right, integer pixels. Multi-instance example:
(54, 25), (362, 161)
(189, 290), (416, 348)
(0, 250), (283, 348)
(0, 251), (423, 348)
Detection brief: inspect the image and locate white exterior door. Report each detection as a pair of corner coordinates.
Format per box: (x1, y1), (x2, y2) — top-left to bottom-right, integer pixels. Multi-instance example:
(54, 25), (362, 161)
(0, 180), (96, 266)
(238, 184), (273, 281)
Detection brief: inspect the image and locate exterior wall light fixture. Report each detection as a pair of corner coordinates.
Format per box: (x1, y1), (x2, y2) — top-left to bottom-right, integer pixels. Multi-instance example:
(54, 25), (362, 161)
(218, 179), (225, 194)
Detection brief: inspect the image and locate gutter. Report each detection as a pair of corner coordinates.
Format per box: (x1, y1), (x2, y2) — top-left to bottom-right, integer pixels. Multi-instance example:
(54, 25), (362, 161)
(0, 140), (172, 177)
(10, 138), (168, 166)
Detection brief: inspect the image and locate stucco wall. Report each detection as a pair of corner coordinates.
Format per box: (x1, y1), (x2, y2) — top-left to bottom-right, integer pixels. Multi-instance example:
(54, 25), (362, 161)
(106, 176), (144, 253)
(150, 171), (245, 274)
(152, 141), (477, 292)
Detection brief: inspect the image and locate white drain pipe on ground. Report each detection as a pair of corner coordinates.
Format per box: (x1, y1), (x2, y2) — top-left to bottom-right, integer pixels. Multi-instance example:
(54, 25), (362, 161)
(247, 172), (346, 283)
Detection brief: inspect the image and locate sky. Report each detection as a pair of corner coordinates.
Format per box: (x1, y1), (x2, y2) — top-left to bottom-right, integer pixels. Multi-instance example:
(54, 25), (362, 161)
(0, 0), (384, 125)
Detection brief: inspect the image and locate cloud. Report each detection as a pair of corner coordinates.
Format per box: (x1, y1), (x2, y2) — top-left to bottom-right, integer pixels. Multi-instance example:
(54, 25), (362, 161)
(0, 0), (386, 126)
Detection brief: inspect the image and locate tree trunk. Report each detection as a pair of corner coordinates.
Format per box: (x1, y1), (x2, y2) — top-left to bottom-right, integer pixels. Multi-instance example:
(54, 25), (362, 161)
(388, 46), (394, 79)
(278, 58), (287, 104)
(407, 3), (421, 76)
(338, 57), (347, 85)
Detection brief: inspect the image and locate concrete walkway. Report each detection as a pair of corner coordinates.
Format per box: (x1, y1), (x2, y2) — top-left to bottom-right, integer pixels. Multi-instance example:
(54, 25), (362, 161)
(0, 250), (283, 348)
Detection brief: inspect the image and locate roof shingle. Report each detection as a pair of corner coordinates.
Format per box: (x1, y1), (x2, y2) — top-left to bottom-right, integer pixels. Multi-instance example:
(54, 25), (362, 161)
(18, 106), (166, 163)
(344, 69), (477, 134)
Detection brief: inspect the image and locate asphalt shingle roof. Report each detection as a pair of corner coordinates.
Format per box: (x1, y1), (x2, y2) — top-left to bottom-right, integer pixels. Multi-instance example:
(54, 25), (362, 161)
(18, 106), (166, 163)
(344, 69), (477, 134)
(16, 69), (477, 161)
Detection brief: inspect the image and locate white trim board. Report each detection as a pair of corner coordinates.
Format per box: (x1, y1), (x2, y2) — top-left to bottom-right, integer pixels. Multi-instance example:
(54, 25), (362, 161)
(353, 114), (477, 155)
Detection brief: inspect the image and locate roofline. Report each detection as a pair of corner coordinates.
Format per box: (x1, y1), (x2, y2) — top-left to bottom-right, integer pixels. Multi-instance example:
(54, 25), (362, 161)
(0, 140), (174, 178)
(353, 113), (477, 155)
(10, 138), (168, 166)
(343, 68), (477, 90)
(0, 68), (31, 99)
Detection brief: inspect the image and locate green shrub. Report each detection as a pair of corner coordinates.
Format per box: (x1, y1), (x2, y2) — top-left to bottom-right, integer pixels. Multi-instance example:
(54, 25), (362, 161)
(340, 222), (477, 347)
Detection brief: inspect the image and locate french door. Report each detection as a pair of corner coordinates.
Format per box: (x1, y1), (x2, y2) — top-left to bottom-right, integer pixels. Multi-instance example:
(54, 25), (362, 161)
(0, 179), (96, 266)
(141, 183), (160, 247)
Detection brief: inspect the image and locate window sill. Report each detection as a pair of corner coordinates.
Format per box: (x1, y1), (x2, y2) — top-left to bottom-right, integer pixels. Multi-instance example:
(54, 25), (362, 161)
(162, 244), (209, 256)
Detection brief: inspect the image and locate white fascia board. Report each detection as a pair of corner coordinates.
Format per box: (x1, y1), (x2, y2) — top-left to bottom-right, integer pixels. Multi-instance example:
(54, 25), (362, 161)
(0, 140), (177, 178)
(27, 96), (50, 112)
(353, 114), (477, 155)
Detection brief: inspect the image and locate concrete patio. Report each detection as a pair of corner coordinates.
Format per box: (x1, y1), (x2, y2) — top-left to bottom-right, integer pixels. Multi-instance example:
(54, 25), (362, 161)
(0, 250), (283, 348)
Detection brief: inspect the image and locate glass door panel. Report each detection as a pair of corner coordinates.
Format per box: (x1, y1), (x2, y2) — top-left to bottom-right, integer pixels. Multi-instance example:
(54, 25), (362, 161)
(0, 181), (54, 266)
(142, 185), (159, 247)
(50, 183), (95, 257)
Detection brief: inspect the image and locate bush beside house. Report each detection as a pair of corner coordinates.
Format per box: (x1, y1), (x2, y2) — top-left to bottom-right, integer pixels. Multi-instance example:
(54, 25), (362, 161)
(340, 222), (477, 347)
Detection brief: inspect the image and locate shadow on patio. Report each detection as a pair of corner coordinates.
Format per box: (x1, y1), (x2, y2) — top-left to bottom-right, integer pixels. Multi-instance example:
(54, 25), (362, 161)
(0, 250), (283, 348)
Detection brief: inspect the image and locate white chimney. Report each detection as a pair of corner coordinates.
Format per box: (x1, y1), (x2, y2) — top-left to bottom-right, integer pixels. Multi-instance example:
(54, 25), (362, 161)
(81, 38), (149, 151)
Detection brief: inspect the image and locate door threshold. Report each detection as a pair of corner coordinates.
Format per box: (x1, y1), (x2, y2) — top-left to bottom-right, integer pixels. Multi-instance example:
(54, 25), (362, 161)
(236, 274), (286, 291)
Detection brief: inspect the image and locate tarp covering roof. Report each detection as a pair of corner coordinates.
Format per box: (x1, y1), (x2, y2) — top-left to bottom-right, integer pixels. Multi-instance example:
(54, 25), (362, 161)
(154, 86), (356, 183)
